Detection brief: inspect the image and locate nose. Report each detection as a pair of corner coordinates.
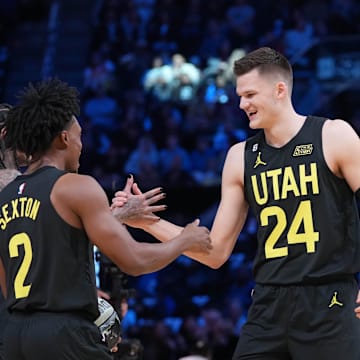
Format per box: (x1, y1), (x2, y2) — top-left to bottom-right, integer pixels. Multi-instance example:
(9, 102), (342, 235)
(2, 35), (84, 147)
(239, 97), (248, 110)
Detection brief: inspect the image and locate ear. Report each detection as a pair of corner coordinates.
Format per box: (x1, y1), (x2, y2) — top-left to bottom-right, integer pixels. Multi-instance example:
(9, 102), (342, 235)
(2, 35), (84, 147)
(276, 81), (287, 99)
(54, 130), (68, 150)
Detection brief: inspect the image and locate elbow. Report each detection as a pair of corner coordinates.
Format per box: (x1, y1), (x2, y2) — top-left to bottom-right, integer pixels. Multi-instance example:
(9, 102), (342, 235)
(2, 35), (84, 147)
(125, 268), (143, 277)
(111, 259), (145, 277)
(208, 258), (226, 270)
(116, 255), (154, 277)
(210, 248), (231, 269)
(118, 263), (146, 277)
(204, 252), (228, 270)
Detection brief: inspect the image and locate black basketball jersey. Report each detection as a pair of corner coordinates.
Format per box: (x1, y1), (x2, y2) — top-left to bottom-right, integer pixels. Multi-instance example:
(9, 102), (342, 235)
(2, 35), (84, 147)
(0, 166), (99, 320)
(244, 116), (360, 285)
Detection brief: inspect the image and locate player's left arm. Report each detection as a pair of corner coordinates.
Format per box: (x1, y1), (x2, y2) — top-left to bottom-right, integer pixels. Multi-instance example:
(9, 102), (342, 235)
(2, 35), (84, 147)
(322, 119), (360, 192)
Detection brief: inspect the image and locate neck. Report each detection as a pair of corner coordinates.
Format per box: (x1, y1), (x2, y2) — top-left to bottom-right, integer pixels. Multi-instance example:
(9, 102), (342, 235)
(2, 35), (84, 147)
(25, 156), (57, 174)
(264, 114), (306, 148)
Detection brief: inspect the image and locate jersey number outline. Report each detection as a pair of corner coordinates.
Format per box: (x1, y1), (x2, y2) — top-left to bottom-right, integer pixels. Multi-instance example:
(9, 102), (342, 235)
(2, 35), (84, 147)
(9, 233), (33, 299)
(260, 200), (319, 259)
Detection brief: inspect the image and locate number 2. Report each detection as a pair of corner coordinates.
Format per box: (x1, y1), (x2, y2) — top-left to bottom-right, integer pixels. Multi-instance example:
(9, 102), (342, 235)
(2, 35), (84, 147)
(9, 233), (33, 299)
(261, 200), (319, 259)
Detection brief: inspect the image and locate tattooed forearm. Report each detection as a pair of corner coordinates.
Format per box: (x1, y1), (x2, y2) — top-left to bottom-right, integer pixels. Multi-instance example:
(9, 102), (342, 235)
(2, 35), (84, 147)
(0, 169), (21, 191)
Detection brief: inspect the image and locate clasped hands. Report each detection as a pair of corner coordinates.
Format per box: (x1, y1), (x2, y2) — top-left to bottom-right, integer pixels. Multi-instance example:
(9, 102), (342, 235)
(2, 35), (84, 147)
(110, 174), (165, 227)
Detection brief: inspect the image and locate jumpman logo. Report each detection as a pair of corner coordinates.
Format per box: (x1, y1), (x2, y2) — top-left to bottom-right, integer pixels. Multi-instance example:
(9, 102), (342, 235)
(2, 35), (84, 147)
(328, 291), (344, 308)
(254, 152), (267, 168)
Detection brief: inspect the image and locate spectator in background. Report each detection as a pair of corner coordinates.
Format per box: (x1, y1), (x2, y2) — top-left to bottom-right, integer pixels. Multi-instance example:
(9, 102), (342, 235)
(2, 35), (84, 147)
(169, 53), (201, 102)
(189, 134), (219, 186)
(83, 85), (120, 133)
(159, 133), (191, 177)
(143, 55), (173, 102)
(225, 0), (256, 48)
(282, 8), (315, 65)
(83, 50), (117, 94)
(124, 133), (161, 187)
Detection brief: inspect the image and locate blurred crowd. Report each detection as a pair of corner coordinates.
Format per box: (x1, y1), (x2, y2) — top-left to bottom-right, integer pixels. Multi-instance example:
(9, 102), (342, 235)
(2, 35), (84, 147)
(80, 0), (360, 193)
(1, 0), (360, 359)
(83, 1), (360, 359)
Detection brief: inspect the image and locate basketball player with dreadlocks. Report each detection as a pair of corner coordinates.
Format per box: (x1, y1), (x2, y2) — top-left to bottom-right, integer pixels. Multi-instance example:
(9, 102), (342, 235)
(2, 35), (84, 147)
(0, 101), (158, 358)
(0, 78), (212, 360)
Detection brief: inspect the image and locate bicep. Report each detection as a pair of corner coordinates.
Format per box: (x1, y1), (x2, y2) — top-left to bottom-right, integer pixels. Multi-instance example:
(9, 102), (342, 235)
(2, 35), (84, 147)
(210, 144), (249, 257)
(65, 177), (142, 272)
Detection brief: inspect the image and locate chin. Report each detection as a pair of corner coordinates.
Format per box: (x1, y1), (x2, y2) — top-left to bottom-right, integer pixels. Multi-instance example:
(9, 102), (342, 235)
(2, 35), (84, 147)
(249, 121), (260, 130)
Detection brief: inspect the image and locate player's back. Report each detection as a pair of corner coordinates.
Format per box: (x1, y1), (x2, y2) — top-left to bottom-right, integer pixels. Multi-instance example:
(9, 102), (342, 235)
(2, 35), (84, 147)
(0, 166), (98, 320)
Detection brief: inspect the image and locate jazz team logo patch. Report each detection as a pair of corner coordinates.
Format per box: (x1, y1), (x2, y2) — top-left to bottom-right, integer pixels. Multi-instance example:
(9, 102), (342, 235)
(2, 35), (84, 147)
(293, 144), (313, 157)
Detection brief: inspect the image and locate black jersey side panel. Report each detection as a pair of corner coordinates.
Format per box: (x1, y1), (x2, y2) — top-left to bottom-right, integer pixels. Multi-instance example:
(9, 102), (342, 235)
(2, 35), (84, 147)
(0, 166), (98, 320)
(244, 116), (360, 285)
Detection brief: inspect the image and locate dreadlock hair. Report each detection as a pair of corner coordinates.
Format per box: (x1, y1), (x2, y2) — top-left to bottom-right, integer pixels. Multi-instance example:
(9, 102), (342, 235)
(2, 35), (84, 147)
(0, 103), (12, 169)
(0, 103), (12, 129)
(233, 47), (293, 91)
(5, 78), (80, 157)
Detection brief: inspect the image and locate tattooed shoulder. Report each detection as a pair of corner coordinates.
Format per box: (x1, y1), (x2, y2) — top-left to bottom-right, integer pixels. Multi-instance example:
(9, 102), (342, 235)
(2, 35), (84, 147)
(0, 169), (21, 191)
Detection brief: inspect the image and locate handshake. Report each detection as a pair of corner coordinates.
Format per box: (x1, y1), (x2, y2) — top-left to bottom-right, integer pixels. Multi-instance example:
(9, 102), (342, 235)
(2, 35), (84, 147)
(110, 174), (212, 255)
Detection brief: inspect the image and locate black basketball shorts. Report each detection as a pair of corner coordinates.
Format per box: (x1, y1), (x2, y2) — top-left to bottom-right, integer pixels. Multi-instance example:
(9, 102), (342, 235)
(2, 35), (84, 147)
(232, 278), (360, 360)
(4, 311), (113, 360)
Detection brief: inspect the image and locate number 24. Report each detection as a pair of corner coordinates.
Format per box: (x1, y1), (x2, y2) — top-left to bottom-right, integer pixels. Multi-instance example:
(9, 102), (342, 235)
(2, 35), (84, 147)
(261, 200), (319, 259)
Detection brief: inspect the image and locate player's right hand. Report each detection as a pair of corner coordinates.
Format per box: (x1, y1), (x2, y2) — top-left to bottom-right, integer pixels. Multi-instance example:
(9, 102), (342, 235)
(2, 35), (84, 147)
(180, 219), (212, 254)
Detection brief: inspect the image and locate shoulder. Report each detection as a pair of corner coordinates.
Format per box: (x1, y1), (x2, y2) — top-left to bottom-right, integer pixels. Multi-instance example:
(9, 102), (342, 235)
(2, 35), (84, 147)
(322, 118), (359, 176)
(51, 172), (110, 225)
(53, 172), (106, 201)
(0, 169), (21, 191)
(223, 141), (246, 179)
(323, 118), (358, 142)
(226, 141), (246, 160)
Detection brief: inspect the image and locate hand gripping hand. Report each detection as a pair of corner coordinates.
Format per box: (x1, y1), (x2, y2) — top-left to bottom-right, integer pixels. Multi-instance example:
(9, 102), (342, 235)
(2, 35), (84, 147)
(180, 219), (212, 254)
(111, 174), (167, 227)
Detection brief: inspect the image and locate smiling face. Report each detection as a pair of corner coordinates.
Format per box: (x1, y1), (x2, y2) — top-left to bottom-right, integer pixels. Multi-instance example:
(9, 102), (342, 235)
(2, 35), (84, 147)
(235, 68), (289, 130)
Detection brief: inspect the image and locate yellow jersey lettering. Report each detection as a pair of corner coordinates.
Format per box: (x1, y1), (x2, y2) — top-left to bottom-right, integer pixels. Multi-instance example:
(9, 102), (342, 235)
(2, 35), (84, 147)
(11, 199), (19, 219)
(266, 168), (282, 200)
(19, 197), (27, 217)
(251, 163), (319, 205)
(29, 200), (40, 220)
(281, 167), (300, 199)
(251, 172), (268, 205)
(0, 217), (6, 230)
(299, 163), (319, 195)
(0, 197), (41, 231)
(2, 203), (10, 224)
